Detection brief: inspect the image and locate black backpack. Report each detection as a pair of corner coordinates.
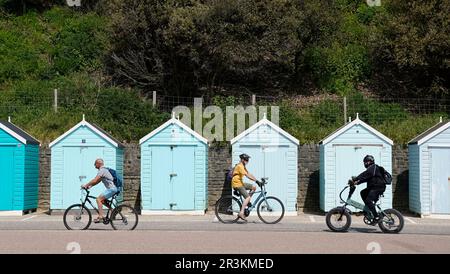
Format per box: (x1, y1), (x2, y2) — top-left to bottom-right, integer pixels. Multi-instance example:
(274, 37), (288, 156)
(376, 165), (392, 185)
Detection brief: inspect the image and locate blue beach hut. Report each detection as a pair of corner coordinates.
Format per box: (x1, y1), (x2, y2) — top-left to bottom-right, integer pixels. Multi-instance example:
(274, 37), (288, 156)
(319, 115), (393, 212)
(0, 118), (40, 215)
(230, 114), (299, 214)
(139, 114), (208, 214)
(409, 119), (450, 216)
(49, 116), (124, 210)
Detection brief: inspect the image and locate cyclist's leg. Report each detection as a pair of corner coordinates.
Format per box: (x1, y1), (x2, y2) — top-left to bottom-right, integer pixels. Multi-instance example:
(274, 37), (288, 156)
(360, 187), (369, 210)
(96, 195), (106, 220)
(236, 186), (250, 219)
(246, 183), (256, 197)
(360, 187), (369, 203)
(365, 188), (383, 219)
(97, 188), (117, 219)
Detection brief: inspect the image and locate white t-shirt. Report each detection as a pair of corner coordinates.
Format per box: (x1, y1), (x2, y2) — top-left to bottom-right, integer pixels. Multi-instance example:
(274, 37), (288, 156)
(97, 167), (115, 189)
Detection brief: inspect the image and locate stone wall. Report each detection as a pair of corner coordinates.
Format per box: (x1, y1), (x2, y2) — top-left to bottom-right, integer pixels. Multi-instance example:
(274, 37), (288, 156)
(298, 144), (320, 212)
(121, 143), (141, 211)
(392, 145), (409, 211)
(207, 145), (232, 211)
(37, 143), (410, 213)
(38, 146), (51, 210)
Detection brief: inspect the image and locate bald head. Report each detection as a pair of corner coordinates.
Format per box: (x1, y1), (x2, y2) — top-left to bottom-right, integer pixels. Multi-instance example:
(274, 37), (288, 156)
(94, 158), (104, 169)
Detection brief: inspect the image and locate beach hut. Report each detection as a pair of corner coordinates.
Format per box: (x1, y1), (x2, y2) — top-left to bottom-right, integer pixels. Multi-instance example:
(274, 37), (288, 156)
(139, 114), (208, 214)
(49, 116), (124, 210)
(230, 114), (299, 214)
(409, 118), (450, 216)
(0, 118), (40, 215)
(319, 114), (393, 211)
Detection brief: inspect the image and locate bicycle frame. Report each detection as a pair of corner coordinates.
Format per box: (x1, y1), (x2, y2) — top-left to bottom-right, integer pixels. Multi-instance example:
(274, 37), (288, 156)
(339, 185), (383, 219)
(80, 188), (118, 219)
(235, 179), (270, 213)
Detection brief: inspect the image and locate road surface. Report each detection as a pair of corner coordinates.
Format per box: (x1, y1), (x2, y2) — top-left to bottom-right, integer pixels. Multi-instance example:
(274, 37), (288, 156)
(0, 213), (449, 254)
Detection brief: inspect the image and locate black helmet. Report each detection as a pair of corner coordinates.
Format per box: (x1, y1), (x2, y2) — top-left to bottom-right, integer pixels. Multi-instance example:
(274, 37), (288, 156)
(239, 153), (250, 161)
(363, 155), (375, 168)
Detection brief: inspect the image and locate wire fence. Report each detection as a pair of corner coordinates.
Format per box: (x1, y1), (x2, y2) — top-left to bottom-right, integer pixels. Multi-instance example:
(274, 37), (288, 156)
(1, 90), (449, 119)
(376, 97), (450, 114)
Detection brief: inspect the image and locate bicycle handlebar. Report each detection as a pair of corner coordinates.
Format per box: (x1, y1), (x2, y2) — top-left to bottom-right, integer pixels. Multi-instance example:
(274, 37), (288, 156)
(257, 178), (269, 188)
(339, 185), (357, 203)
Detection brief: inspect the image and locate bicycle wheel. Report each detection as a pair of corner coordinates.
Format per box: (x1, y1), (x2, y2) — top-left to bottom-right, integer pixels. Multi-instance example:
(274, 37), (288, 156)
(326, 207), (351, 232)
(378, 208), (404, 233)
(110, 205), (139, 230)
(63, 204), (92, 230)
(215, 195), (241, 223)
(257, 196), (285, 224)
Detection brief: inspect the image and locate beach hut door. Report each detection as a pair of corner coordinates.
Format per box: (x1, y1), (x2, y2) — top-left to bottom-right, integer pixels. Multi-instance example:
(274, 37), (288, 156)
(335, 145), (382, 208)
(0, 146), (14, 210)
(151, 146), (195, 210)
(431, 148), (450, 214)
(63, 147), (104, 208)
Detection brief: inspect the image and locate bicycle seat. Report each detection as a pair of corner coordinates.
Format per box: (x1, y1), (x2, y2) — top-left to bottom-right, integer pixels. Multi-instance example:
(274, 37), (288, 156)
(110, 190), (121, 201)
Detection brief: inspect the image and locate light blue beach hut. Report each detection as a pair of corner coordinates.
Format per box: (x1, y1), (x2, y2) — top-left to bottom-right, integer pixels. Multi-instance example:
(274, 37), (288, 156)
(0, 118), (40, 215)
(409, 119), (450, 216)
(49, 116), (124, 210)
(319, 115), (393, 212)
(139, 114), (208, 214)
(230, 114), (299, 214)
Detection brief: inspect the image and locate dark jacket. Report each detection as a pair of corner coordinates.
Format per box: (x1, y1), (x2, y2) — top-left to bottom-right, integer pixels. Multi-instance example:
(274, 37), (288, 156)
(355, 164), (386, 189)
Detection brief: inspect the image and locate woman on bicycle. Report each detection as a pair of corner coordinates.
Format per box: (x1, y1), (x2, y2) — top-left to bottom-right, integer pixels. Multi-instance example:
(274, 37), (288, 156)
(81, 158), (118, 223)
(232, 153), (258, 221)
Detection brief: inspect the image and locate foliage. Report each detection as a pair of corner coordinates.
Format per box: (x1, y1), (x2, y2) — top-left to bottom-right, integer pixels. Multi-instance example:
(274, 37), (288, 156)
(0, 2), (449, 144)
(0, 73), (170, 142)
(369, 0), (450, 97)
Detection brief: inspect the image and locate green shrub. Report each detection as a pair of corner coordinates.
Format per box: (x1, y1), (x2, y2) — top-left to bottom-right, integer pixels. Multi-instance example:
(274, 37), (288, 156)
(306, 43), (370, 95)
(0, 7), (109, 86)
(50, 11), (109, 75)
(0, 74), (169, 142)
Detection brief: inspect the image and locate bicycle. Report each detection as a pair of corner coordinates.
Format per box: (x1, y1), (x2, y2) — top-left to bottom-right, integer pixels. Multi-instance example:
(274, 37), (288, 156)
(63, 187), (139, 230)
(326, 181), (404, 233)
(215, 178), (285, 224)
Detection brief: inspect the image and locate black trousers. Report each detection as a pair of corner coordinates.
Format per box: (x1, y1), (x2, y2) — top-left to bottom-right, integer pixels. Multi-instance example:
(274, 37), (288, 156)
(360, 187), (385, 218)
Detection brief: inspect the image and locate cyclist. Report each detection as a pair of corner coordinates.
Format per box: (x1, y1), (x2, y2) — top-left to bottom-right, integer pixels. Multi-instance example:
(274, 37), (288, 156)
(81, 158), (118, 223)
(231, 153), (259, 221)
(350, 155), (386, 224)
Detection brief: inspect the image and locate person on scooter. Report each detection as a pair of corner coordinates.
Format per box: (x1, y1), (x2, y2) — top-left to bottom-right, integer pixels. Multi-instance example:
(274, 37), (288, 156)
(350, 155), (386, 224)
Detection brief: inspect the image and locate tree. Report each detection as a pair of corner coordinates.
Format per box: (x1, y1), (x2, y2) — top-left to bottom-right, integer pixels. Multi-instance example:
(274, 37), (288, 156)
(0, 0), (63, 15)
(370, 0), (450, 97)
(102, 0), (172, 93)
(103, 0), (309, 96)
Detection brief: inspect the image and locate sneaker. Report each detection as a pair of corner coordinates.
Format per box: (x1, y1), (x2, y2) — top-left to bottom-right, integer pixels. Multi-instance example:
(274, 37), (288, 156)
(238, 213), (247, 223)
(93, 217), (105, 224)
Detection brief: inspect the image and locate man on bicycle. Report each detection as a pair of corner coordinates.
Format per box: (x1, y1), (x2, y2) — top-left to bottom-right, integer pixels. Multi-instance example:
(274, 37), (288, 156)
(231, 153), (258, 221)
(350, 155), (386, 224)
(81, 158), (118, 223)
